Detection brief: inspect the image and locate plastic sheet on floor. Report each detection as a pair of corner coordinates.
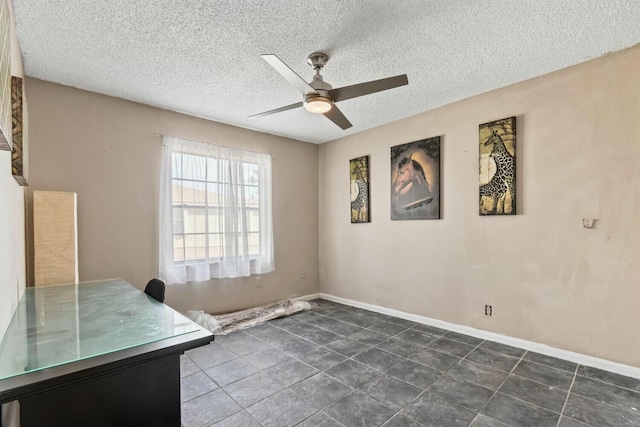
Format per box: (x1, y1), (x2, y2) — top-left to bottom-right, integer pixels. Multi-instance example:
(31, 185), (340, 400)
(185, 298), (311, 335)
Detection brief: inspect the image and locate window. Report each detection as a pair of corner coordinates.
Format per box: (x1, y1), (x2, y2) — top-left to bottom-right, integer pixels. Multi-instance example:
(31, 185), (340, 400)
(171, 154), (261, 261)
(159, 136), (274, 284)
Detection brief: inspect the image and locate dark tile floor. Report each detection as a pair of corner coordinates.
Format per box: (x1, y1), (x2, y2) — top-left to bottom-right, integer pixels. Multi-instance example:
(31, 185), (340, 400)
(180, 299), (640, 427)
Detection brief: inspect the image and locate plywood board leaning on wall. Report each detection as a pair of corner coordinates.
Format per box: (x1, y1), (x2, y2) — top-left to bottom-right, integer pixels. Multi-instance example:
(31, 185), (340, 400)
(33, 191), (79, 286)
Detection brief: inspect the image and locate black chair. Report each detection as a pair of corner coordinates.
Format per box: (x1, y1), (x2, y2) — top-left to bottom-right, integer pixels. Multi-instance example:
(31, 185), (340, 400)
(144, 278), (166, 303)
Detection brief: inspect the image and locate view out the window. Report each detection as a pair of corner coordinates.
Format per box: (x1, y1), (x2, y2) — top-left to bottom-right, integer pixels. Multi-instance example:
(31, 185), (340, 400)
(171, 152), (261, 262)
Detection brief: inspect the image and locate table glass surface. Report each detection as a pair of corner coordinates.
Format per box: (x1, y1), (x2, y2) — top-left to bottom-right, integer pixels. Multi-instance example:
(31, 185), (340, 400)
(0, 279), (201, 381)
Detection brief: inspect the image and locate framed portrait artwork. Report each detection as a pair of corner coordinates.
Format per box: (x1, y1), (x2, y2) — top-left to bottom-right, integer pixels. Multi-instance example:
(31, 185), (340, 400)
(390, 137), (441, 220)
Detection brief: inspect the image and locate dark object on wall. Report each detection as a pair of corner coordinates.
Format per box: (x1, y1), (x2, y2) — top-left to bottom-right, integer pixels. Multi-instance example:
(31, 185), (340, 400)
(479, 117), (516, 215)
(11, 76), (27, 185)
(391, 136), (441, 220)
(145, 278), (166, 303)
(0, 0), (11, 151)
(350, 155), (370, 223)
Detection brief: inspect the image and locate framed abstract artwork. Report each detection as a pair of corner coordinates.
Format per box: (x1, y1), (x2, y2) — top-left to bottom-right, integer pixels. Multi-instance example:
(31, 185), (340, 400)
(479, 116), (516, 215)
(12, 76), (27, 185)
(350, 155), (370, 223)
(0, 0), (11, 151)
(390, 136), (440, 220)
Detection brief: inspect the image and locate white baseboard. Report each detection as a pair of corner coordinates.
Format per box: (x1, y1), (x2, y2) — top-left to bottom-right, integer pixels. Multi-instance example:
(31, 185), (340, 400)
(318, 293), (640, 380)
(295, 293), (320, 302)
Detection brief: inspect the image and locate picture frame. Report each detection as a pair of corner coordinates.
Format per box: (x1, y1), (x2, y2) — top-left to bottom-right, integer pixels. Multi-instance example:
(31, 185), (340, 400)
(12, 76), (27, 185)
(390, 136), (441, 220)
(350, 155), (370, 223)
(479, 116), (516, 215)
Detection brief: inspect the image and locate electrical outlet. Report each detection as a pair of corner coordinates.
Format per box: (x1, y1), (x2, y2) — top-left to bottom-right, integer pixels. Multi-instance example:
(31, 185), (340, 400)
(301, 270), (307, 279)
(484, 305), (492, 316)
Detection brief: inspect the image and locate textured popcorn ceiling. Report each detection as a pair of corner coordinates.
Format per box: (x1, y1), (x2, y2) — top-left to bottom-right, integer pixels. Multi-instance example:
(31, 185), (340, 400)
(12, 1), (640, 144)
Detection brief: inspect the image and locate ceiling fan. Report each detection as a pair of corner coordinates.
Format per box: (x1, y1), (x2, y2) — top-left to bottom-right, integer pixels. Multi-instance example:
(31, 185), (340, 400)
(249, 52), (408, 130)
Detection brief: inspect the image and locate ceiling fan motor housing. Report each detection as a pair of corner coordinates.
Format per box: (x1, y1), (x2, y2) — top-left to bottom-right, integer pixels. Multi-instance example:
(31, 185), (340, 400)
(310, 73), (332, 90)
(305, 69), (333, 114)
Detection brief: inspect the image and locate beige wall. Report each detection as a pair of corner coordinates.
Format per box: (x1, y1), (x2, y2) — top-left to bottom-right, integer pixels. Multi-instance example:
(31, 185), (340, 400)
(0, 153), (25, 336)
(0, 0), (26, 339)
(15, 39), (640, 369)
(319, 45), (640, 367)
(2, 1), (26, 424)
(25, 79), (319, 314)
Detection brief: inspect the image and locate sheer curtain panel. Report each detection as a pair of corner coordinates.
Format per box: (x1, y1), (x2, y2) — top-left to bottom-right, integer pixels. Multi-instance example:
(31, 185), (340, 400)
(159, 136), (274, 284)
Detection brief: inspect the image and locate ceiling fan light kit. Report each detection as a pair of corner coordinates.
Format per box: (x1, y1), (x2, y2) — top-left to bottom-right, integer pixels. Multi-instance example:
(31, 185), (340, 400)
(251, 51), (408, 130)
(304, 95), (333, 113)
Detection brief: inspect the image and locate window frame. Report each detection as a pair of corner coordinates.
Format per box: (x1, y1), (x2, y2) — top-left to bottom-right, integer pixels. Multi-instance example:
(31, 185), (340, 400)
(159, 136), (274, 283)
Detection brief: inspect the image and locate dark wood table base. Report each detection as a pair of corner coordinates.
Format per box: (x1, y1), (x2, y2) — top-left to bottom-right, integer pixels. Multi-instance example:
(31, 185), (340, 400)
(20, 355), (180, 427)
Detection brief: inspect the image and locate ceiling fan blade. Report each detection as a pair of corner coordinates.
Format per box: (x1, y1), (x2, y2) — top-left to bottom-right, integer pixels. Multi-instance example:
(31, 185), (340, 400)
(261, 54), (318, 96)
(323, 105), (353, 130)
(248, 102), (303, 118)
(328, 74), (408, 102)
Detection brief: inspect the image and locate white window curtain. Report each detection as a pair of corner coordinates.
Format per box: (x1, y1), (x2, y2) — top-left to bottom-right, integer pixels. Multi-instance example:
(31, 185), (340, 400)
(159, 136), (274, 284)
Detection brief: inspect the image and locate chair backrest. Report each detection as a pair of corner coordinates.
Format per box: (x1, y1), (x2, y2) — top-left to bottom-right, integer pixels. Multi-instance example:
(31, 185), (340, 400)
(144, 278), (166, 303)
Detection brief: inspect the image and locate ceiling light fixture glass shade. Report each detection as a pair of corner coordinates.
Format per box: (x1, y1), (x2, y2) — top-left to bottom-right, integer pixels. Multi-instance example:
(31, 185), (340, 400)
(304, 96), (333, 114)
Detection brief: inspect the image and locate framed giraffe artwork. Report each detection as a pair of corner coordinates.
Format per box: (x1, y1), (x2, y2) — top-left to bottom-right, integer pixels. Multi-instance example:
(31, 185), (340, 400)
(350, 155), (370, 223)
(390, 136), (441, 220)
(479, 116), (516, 215)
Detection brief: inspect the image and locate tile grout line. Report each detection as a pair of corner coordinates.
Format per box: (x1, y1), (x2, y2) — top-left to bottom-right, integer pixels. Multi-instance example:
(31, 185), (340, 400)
(194, 302), (636, 427)
(297, 309), (467, 424)
(446, 346), (577, 394)
(198, 336), (327, 424)
(468, 348), (528, 426)
(214, 353), (325, 427)
(466, 358), (578, 423)
(198, 364), (252, 426)
(283, 313), (640, 414)
(192, 309), (442, 423)
(570, 371), (640, 394)
(430, 342), (485, 408)
(556, 364), (580, 427)
(474, 362), (586, 425)
(235, 306), (520, 426)
(283, 309), (398, 425)
(347, 327), (449, 391)
(390, 337), (490, 426)
(208, 311), (447, 416)
(215, 321), (378, 420)
(395, 333), (583, 416)
(295, 411), (346, 427)
(433, 338), (496, 426)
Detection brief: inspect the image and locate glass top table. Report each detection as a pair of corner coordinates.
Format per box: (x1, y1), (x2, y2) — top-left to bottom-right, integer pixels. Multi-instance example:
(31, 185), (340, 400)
(0, 278), (203, 381)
